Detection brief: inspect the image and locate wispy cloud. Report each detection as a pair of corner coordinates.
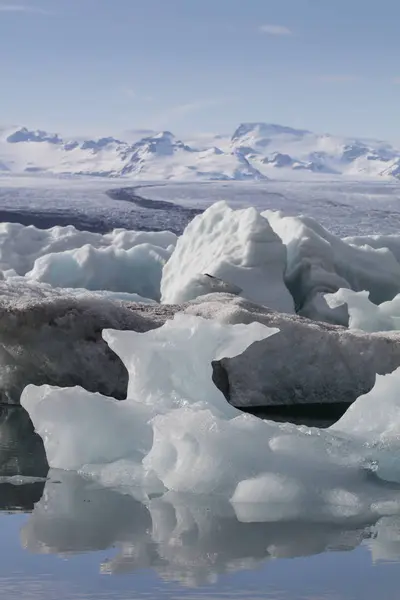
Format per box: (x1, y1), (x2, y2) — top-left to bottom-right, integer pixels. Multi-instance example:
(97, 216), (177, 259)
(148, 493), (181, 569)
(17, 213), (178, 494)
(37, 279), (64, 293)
(392, 77), (400, 84)
(317, 75), (360, 83)
(150, 98), (225, 128)
(259, 24), (292, 36)
(121, 88), (154, 102)
(0, 4), (50, 14)
(166, 99), (224, 117)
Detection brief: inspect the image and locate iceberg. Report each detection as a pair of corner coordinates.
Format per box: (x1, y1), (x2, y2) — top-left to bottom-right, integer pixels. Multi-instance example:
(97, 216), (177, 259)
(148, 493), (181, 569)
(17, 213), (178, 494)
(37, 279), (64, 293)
(0, 221), (176, 276)
(2, 287), (400, 408)
(325, 288), (400, 332)
(20, 307), (400, 508)
(26, 242), (172, 302)
(21, 313), (277, 492)
(188, 294), (400, 409)
(263, 211), (400, 322)
(161, 201), (294, 313)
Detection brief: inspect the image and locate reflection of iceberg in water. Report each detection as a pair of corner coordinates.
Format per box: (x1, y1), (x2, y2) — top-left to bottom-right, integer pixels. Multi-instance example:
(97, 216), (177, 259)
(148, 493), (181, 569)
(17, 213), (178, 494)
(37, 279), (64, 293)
(0, 406), (48, 478)
(20, 472), (400, 587)
(367, 516), (400, 564)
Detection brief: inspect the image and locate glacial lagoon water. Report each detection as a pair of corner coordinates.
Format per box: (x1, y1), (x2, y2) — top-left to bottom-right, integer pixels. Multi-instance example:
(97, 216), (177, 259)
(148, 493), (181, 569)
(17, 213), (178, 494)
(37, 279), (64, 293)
(0, 405), (399, 600)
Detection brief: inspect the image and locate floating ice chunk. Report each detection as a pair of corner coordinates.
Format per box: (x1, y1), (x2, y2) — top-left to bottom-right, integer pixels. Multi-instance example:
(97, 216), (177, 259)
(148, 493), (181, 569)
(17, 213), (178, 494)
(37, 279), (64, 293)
(161, 201), (294, 313)
(326, 288), (400, 333)
(231, 474), (304, 521)
(22, 385), (153, 472)
(26, 243), (172, 301)
(345, 234), (400, 265)
(325, 289), (395, 332)
(103, 313), (277, 413)
(332, 368), (400, 444)
(21, 314), (277, 491)
(332, 367), (400, 483)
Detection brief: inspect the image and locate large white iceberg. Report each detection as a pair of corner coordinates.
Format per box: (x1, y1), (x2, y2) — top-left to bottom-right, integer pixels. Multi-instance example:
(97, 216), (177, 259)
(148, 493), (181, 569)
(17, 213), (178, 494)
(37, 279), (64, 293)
(161, 201), (294, 313)
(21, 314), (277, 490)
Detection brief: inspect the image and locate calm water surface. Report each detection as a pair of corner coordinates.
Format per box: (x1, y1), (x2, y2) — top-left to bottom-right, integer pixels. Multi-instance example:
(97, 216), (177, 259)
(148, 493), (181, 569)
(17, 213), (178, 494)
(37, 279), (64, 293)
(0, 407), (399, 600)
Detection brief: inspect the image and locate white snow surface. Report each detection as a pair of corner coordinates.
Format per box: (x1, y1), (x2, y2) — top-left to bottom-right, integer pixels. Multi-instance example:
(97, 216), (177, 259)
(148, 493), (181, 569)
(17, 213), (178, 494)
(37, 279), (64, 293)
(161, 201), (295, 313)
(20, 312), (400, 515)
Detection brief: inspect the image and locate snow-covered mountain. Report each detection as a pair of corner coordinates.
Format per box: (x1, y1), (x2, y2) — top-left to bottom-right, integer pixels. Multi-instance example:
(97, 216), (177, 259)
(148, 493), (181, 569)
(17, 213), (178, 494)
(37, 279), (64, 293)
(1, 123), (400, 181)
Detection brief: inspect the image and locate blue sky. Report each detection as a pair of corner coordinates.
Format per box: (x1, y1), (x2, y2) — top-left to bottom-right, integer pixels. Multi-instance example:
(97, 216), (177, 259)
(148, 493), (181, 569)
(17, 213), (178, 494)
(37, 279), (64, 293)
(1, 0), (400, 141)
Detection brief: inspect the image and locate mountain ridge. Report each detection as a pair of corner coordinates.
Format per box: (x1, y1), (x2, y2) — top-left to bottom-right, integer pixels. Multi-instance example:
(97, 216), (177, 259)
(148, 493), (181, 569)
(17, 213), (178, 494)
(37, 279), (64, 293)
(1, 123), (400, 182)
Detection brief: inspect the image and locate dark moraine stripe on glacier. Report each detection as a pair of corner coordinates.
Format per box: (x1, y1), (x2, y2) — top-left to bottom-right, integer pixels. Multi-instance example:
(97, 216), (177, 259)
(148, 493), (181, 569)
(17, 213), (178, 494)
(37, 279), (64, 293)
(0, 209), (114, 233)
(106, 186), (203, 234)
(0, 186), (202, 234)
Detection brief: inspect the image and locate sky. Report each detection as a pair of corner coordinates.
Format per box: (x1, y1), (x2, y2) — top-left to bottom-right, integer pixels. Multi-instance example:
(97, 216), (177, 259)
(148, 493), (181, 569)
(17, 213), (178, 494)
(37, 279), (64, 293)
(1, 0), (400, 141)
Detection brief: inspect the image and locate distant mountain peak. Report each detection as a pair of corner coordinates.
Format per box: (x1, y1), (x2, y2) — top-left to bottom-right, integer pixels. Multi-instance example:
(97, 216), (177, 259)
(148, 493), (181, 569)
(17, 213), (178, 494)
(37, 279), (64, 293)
(7, 127), (63, 145)
(231, 122), (311, 142)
